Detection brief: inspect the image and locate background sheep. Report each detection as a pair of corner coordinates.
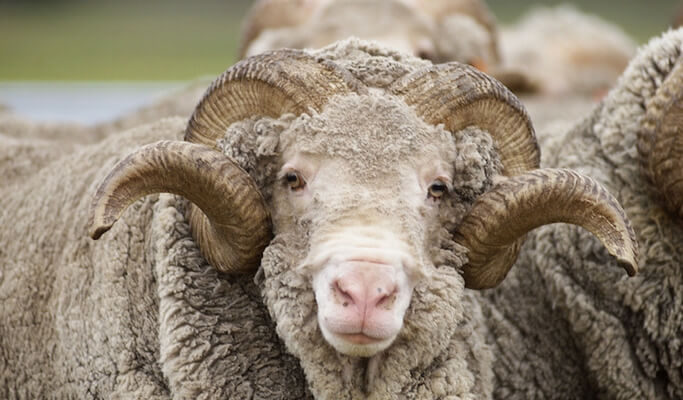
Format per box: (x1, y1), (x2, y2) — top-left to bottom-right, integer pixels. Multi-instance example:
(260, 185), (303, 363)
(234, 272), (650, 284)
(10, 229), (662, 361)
(483, 28), (683, 399)
(240, 0), (500, 70)
(0, 39), (637, 399)
(499, 4), (636, 96)
(0, 81), (208, 189)
(239, 1), (637, 96)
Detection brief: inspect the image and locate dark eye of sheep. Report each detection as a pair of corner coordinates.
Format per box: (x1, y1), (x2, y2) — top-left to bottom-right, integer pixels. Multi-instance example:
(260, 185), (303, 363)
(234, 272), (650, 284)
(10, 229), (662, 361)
(285, 171), (306, 191)
(428, 180), (448, 200)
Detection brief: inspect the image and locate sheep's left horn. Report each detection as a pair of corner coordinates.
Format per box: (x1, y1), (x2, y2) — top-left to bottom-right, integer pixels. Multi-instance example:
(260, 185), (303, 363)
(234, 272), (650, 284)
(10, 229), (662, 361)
(637, 56), (683, 222)
(90, 140), (271, 274)
(390, 62), (540, 176)
(456, 168), (638, 289)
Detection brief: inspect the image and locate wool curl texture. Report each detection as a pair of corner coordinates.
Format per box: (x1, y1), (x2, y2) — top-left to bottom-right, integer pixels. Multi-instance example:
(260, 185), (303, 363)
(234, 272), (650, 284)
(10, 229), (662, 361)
(1, 39), (511, 399)
(481, 28), (683, 400)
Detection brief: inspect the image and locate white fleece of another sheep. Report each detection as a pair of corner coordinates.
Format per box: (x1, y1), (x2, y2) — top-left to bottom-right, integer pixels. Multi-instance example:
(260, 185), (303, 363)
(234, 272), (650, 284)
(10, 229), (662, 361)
(500, 4), (636, 95)
(484, 28), (683, 399)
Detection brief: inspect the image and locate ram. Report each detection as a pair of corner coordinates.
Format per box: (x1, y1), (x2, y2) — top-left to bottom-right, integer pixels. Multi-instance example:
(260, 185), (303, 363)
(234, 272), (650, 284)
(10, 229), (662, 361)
(484, 28), (683, 399)
(0, 39), (637, 398)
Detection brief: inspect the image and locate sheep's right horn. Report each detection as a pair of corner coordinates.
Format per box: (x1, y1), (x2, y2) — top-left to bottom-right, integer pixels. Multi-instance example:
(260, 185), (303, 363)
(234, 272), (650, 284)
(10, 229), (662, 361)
(90, 141), (271, 274)
(637, 56), (683, 222)
(455, 168), (639, 289)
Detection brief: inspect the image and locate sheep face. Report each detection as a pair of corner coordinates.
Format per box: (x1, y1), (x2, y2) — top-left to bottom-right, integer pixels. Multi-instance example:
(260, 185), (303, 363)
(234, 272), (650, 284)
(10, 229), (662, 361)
(239, 93), (499, 359)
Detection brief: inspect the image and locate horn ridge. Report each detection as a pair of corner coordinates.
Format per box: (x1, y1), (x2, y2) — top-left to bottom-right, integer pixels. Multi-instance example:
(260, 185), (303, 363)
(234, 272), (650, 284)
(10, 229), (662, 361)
(185, 49), (366, 148)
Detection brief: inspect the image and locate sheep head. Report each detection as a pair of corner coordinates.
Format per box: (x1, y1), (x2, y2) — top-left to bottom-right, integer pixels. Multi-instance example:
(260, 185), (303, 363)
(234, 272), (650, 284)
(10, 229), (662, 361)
(89, 49), (638, 363)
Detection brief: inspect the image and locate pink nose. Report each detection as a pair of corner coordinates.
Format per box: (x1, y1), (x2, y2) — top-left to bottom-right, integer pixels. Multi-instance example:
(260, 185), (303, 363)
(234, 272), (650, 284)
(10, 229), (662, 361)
(333, 271), (397, 314)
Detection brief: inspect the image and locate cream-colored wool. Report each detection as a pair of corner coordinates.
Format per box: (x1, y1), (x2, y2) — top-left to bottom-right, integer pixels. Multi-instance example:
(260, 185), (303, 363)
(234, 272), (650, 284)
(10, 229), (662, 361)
(484, 28), (683, 399)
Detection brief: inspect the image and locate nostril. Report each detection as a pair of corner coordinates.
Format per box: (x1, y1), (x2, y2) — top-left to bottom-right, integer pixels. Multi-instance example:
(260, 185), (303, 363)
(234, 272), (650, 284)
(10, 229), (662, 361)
(333, 280), (355, 307)
(373, 284), (398, 309)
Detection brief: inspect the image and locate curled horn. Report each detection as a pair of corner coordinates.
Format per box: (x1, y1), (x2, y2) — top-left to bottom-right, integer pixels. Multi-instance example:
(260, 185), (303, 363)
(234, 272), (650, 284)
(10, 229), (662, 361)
(91, 49), (364, 273)
(390, 62), (540, 176)
(186, 48), (366, 147)
(391, 63), (637, 288)
(90, 141), (271, 273)
(456, 169), (638, 289)
(637, 56), (683, 222)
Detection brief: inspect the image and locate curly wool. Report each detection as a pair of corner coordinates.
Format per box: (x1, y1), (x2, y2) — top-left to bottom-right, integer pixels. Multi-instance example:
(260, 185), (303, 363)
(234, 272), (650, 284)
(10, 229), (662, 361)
(0, 118), (185, 398)
(484, 28), (683, 399)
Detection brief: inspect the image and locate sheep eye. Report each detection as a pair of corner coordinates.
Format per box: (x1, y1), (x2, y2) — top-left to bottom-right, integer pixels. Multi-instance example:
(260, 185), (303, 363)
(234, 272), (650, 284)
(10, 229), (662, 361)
(428, 180), (448, 200)
(285, 171), (305, 191)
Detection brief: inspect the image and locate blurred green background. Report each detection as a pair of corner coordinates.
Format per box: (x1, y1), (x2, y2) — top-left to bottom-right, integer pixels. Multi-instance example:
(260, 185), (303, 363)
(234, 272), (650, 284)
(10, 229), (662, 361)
(0, 0), (679, 81)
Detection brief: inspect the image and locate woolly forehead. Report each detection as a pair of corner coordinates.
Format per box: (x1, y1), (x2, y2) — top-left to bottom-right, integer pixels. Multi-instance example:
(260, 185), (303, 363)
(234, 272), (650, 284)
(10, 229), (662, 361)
(278, 93), (455, 176)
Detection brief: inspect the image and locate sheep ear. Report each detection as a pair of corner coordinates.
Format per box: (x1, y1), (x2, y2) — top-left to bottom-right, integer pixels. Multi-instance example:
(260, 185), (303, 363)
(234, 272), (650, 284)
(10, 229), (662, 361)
(89, 140), (272, 274)
(637, 57), (683, 222)
(455, 168), (638, 289)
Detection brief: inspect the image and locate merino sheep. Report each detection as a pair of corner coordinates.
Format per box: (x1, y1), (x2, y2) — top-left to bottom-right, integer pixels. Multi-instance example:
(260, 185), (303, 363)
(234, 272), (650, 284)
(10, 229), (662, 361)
(483, 28), (683, 399)
(0, 39), (639, 399)
(499, 5), (636, 96)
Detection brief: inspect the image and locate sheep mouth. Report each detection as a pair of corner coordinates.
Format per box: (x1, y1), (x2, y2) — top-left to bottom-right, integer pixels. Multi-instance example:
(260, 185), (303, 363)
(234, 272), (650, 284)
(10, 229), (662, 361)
(325, 329), (396, 357)
(337, 332), (385, 345)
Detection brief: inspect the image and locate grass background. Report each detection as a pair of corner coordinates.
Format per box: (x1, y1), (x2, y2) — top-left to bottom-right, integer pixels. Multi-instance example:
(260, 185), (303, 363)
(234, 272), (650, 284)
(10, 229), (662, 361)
(0, 0), (678, 81)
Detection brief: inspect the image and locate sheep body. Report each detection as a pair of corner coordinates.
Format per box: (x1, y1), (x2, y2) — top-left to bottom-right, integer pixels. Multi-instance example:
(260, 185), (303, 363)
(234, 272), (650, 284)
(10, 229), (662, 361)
(486, 28), (683, 399)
